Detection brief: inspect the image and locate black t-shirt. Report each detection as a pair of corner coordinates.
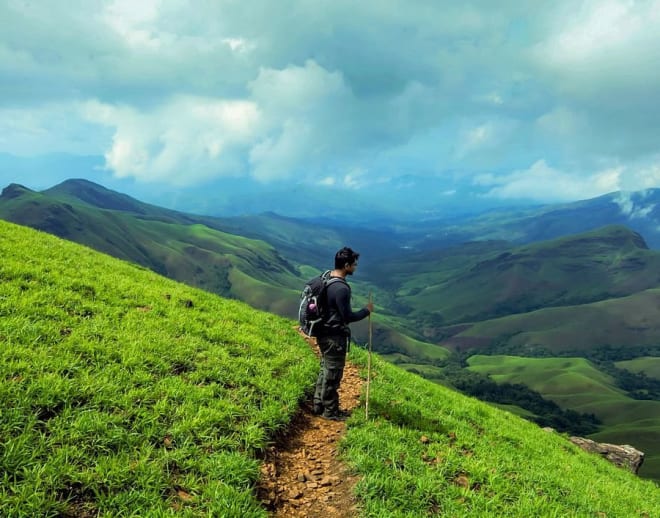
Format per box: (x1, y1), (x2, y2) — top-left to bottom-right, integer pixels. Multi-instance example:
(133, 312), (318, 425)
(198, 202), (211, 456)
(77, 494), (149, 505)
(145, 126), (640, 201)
(322, 277), (370, 335)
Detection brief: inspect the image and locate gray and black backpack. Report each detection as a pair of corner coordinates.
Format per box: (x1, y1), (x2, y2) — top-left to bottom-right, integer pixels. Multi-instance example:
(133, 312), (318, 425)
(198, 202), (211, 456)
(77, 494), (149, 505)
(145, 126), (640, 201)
(298, 270), (344, 337)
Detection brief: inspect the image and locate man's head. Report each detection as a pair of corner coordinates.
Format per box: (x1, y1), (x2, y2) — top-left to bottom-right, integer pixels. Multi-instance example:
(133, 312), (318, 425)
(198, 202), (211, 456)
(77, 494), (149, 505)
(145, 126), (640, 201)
(334, 246), (360, 275)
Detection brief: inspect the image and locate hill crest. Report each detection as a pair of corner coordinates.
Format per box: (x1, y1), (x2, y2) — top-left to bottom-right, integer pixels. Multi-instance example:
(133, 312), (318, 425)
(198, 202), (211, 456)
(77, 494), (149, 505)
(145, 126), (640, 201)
(1, 183), (34, 200)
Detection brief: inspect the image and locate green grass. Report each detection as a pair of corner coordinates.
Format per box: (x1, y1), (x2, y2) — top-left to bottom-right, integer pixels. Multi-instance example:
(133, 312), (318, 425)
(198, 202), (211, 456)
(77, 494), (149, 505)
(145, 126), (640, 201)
(343, 348), (660, 517)
(0, 220), (318, 516)
(466, 355), (660, 481)
(2, 218), (659, 516)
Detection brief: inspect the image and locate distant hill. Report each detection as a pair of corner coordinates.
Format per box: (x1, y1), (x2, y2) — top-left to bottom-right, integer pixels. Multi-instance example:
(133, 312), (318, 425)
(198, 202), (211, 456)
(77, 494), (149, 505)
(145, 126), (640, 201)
(5, 179), (660, 355)
(371, 225), (660, 330)
(0, 180), (302, 315)
(5, 179), (660, 356)
(2, 178), (382, 270)
(403, 189), (660, 250)
(0, 179), (440, 358)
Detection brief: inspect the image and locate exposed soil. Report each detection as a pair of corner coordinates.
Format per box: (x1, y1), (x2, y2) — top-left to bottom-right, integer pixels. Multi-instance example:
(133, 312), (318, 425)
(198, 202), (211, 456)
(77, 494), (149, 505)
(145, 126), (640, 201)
(257, 337), (363, 517)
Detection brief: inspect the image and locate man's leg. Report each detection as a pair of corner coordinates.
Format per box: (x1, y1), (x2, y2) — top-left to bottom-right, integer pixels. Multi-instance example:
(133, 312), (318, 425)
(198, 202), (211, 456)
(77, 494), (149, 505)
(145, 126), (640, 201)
(314, 336), (348, 419)
(312, 355), (326, 415)
(321, 349), (346, 418)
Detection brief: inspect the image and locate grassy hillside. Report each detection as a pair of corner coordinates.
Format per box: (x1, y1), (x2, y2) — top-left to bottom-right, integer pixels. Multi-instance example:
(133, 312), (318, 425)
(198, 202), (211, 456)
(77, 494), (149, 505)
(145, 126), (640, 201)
(375, 225), (660, 330)
(0, 219), (319, 516)
(467, 355), (660, 480)
(345, 348), (660, 516)
(446, 288), (660, 354)
(0, 182), (303, 315)
(616, 357), (660, 380)
(1, 219), (659, 516)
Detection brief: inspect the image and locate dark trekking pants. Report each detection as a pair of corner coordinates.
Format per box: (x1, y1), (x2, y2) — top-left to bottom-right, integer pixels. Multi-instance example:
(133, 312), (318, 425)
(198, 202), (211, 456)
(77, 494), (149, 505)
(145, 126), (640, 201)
(313, 335), (348, 416)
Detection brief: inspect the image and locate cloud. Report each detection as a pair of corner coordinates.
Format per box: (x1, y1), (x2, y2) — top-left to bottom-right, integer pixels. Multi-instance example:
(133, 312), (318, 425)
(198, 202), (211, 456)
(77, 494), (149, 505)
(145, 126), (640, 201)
(475, 160), (622, 202)
(533, 0), (660, 156)
(537, 0), (660, 75)
(456, 120), (519, 160)
(1, 0), (659, 204)
(614, 190), (656, 219)
(0, 103), (109, 156)
(247, 60), (357, 180)
(83, 96), (261, 184)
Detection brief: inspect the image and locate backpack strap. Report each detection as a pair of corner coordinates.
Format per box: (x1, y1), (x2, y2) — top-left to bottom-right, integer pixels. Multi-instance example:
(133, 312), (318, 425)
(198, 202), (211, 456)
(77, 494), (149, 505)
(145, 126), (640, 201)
(325, 276), (347, 287)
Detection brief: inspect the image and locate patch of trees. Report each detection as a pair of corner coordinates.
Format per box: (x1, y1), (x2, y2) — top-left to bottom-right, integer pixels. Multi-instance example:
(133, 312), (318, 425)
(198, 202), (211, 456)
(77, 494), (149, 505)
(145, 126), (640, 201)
(444, 367), (601, 436)
(578, 346), (660, 400)
(586, 345), (660, 362)
(477, 344), (660, 401)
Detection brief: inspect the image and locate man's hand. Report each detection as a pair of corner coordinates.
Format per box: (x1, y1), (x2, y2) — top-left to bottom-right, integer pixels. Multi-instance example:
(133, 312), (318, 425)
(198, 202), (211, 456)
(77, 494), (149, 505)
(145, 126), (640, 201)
(366, 301), (374, 313)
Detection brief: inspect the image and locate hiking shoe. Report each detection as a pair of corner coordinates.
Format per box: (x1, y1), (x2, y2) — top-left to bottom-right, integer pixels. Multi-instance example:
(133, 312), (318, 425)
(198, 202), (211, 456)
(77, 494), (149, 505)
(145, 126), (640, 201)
(312, 404), (324, 415)
(321, 410), (350, 421)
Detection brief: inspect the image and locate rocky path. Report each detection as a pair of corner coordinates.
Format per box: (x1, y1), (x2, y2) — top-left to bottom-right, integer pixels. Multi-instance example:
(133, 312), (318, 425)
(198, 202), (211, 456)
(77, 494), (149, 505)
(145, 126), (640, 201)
(257, 341), (364, 517)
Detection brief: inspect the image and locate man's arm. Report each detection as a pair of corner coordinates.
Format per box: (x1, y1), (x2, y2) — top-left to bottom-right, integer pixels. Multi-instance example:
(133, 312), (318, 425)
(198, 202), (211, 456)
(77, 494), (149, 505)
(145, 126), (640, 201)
(334, 283), (370, 323)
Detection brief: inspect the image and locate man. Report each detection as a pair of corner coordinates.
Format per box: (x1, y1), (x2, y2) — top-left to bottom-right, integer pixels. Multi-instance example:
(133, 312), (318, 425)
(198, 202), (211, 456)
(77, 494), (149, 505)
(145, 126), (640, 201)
(313, 247), (373, 420)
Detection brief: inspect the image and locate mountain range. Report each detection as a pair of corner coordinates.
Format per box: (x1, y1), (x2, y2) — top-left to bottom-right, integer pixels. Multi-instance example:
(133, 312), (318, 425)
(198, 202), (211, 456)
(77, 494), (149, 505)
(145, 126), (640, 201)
(4, 179), (660, 356)
(1, 178), (660, 480)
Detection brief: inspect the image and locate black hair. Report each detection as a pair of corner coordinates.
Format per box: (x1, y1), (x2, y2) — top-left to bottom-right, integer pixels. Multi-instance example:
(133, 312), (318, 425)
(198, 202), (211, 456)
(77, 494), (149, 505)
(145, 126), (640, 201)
(334, 247), (360, 269)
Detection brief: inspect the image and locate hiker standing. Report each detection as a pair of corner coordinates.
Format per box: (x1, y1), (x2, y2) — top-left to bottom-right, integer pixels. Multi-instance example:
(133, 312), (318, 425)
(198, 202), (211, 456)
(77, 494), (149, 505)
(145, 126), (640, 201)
(313, 247), (373, 420)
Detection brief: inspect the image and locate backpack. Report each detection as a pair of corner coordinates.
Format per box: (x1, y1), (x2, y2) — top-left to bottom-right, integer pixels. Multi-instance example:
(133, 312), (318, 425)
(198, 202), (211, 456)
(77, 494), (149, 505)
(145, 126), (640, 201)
(298, 270), (345, 337)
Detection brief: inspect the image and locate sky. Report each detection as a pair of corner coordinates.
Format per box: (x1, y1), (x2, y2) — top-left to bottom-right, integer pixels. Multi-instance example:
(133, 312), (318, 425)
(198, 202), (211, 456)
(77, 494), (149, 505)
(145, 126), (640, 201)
(1, 0), (660, 216)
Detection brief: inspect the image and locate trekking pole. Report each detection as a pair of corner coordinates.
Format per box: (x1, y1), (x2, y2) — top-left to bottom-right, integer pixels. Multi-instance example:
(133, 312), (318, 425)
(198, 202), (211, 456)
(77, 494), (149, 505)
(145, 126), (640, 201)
(365, 291), (373, 420)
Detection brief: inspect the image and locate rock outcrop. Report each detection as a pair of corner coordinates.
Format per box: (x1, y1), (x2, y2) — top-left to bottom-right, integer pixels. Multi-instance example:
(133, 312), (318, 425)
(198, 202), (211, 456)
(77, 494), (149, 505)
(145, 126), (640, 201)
(569, 436), (645, 474)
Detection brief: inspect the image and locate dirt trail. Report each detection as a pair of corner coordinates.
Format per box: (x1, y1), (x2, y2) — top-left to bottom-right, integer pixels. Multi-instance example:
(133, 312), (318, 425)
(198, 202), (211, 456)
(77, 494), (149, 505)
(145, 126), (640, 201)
(257, 340), (363, 517)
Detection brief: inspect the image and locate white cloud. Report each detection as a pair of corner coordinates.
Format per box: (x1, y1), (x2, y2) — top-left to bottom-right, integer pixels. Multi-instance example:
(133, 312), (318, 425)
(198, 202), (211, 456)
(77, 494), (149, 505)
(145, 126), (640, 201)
(0, 103), (109, 155)
(248, 119), (312, 181)
(342, 167), (368, 189)
(478, 157), (660, 203)
(475, 160), (622, 202)
(319, 177), (336, 187)
(102, 0), (162, 49)
(83, 96), (261, 184)
(456, 119), (518, 161)
(535, 0), (660, 100)
(614, 190), (656, 219)
(541, 1), (644, 63)
(1, 0), (660, 204)
(614, 191), (655, 219)
(458, 124), (494, 156)
(222, 37), (253, 53)
(247, 60), (364, 180)
(620, 162), (660, 191)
